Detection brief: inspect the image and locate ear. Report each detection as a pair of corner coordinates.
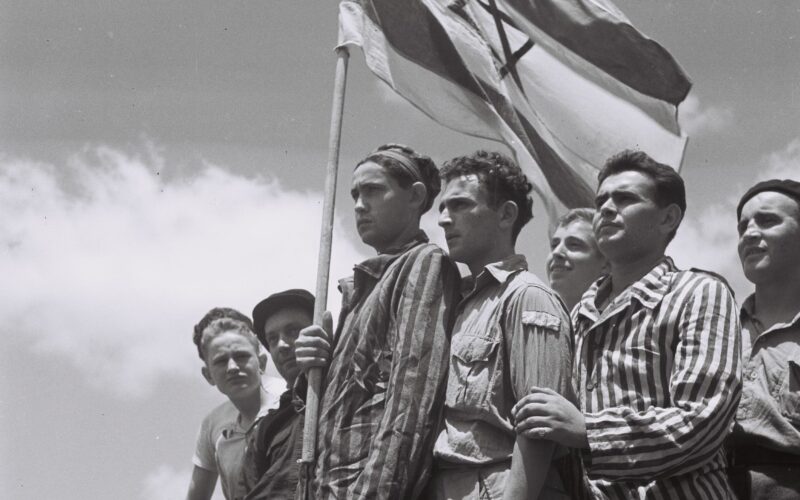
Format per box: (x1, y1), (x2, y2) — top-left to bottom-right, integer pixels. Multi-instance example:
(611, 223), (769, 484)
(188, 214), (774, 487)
(409, 181), (427, 211)
(201, 366), (215, 386)
(659, 204), (683, 237)
(258, 352), (268, 373)
(498, 200), (519, 231)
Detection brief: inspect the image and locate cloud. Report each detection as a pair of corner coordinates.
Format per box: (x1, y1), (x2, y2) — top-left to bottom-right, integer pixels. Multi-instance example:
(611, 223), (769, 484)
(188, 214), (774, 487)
(0, 145), (367, 398)
(141, 465), (224, 500)
(668, 139), (800, 298)
(679, 93), (734, 137)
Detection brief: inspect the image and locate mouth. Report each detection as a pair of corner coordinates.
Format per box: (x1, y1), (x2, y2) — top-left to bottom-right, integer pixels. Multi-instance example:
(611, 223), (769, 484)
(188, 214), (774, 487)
(596, 222), (622, 234)
(741, 246), (767, 260)
(548, 264), (570, 274)
(226, 375), (248, 384)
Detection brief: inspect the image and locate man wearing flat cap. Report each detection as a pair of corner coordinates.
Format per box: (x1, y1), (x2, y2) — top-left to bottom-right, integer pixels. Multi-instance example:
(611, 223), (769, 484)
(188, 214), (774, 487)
(729, 179), (800, 499)
(240, 289), (314, 500)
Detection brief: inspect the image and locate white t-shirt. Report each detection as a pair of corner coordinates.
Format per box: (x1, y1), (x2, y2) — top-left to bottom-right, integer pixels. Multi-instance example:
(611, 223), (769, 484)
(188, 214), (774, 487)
(192, 401), (257, 499)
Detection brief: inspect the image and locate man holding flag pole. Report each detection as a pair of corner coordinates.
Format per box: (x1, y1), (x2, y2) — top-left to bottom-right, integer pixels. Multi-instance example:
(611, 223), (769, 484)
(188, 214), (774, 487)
(296, 144), (461, 499)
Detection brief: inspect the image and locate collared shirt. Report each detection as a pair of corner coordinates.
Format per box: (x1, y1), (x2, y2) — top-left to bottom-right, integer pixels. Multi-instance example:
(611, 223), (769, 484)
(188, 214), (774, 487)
(573, 257), (741, 499)
(193, 401), (271, 500)
(312, 231), (461, 499)
(433, 254), (574, 466)
(241, 390), (304, 500)
(731, 294), (800, 454)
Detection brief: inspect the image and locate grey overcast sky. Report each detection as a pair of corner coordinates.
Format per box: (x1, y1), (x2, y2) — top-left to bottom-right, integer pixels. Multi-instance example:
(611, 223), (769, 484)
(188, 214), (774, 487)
(1, 1), (799, 499)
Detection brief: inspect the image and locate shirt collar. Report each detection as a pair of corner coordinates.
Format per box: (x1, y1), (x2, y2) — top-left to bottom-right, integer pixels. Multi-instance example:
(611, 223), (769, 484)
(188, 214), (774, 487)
(353, 230), (429, 280)
(627, 256), (675, 309)
(577, 256), (674, 321)
(468, 254), (527, 294)
(740, 292), (800, 333)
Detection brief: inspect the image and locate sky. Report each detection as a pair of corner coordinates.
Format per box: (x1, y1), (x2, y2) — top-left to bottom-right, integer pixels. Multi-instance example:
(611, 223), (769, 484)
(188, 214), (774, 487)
(1, 1), (799, 499)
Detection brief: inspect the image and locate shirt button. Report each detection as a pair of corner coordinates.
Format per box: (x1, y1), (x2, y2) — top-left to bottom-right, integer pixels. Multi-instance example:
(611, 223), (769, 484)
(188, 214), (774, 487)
(748, 371), (758, 381)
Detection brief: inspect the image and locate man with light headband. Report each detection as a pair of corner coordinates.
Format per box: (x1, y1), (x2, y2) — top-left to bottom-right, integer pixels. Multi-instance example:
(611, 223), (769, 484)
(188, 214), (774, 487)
(295, 144), (461, 499)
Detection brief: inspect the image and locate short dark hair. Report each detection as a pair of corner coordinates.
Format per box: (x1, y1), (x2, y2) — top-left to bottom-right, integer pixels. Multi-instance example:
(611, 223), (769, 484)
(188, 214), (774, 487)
(441, 150), (533, 242)
(357, 143), (440, 214)
(598, 150), (686, 241)
(193, 307), (255, 360)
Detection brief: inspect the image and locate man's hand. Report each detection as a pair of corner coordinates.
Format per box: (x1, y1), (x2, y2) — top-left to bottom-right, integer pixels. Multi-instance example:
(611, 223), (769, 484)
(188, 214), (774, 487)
(294, 311), (333, 371)
(512, 387), (589, 449)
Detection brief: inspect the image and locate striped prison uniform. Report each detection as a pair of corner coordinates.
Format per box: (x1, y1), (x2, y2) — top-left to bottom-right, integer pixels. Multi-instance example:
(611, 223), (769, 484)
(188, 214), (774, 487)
(573, 257), (741, 499)
(311, 231), (461, 499)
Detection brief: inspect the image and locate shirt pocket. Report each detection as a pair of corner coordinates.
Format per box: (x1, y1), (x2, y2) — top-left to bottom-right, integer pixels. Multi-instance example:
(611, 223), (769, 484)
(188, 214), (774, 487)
(779, 360), (800, 427)
(448, 332), (500, 411)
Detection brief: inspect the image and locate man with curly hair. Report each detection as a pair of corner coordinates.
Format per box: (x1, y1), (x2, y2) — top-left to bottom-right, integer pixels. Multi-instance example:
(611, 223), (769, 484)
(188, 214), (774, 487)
(430, 151), (576, 499)
(295, 144), (461, 499)
(186, 307), (272, 500)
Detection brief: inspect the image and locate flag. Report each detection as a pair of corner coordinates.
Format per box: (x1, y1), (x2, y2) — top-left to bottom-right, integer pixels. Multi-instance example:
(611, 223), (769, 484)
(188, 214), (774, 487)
(338, 0), (691, 218)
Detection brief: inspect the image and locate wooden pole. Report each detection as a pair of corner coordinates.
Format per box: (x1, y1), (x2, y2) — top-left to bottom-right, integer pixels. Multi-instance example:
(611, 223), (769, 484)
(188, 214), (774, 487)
(300, 45), (350, 495)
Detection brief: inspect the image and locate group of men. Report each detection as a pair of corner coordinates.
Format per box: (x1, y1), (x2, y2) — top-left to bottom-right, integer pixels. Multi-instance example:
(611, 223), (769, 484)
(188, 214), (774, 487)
(186, 144), (800, 500)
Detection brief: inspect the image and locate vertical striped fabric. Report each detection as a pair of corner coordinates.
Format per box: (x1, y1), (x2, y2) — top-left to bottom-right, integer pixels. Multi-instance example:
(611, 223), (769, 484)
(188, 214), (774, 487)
(338, 0), (690, 220)
(572, 258), (742, 499)
(313, 234), (461, 499)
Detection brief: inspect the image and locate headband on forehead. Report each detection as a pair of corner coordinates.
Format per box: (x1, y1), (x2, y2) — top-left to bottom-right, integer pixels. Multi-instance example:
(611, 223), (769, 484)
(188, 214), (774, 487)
(368, 149), (424, 184)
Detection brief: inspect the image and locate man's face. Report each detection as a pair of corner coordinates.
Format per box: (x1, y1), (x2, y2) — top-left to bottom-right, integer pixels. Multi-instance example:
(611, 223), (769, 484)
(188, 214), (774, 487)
(593, 170), (664, 262)
(737, 191), (800, 285)
(351, 161), (417, 253)
(202, 329), (263, 400)
(547, 219), (606, 299)
(438, 174), (503, 268)
(262, 307), (312, 385)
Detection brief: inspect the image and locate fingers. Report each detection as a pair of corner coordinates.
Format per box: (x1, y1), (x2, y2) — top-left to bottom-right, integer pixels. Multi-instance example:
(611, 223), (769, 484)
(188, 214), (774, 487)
(511, 392), (553, 415)
(296, 320), (333, 371)
(528, 386), (558, 396)
(519, 425), (553, 440)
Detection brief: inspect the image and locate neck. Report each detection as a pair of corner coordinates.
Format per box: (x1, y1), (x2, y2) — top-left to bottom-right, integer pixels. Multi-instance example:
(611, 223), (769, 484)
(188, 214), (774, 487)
(376, 224), (421, 255)
(467, 241), (515, 279)
(608, 250), (664, 297)
(230, 387), (268, 428)
(753, 273), (800, 326)
(559, 291), (581, 312)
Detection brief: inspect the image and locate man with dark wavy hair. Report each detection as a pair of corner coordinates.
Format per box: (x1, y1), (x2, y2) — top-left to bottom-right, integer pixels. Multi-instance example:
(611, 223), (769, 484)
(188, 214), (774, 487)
(514, 150), (741, 498)
(295, 144), (461, 499)
(431, 150), (575, 499)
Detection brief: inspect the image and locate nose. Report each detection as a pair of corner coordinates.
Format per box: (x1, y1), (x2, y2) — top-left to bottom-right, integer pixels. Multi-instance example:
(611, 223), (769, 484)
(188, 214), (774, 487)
(226, 357), (239, 372)
(598, 198), (616, 219)
(438, 207), (451, 227)
(354, 194), (367, 213)
(277, 333), (293, 352)
(740, 219), (760, 242)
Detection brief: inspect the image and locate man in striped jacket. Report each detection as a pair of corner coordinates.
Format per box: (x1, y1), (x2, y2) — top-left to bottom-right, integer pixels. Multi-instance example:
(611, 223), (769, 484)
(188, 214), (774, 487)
(513, 150), (742, 498)
(295, 144), (461, 499)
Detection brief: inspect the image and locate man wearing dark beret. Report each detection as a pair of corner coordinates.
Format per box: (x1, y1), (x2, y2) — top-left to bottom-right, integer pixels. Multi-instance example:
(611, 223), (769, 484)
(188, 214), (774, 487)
(241, 289), (314, 500)
(729, 179), (800, 499)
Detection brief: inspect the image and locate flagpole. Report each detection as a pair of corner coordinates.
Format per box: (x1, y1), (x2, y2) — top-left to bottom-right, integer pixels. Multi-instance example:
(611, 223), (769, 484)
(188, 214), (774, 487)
(301, 45), (350, 494)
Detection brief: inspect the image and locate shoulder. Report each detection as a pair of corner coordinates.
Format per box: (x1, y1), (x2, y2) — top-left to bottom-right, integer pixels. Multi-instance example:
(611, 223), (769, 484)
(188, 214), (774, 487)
(397, 242), (459, 276)
(509, 271), (564, 309)
(507, 271), (570, 327)
(201, 400), (239, 434)
(672, 267), (735, 296)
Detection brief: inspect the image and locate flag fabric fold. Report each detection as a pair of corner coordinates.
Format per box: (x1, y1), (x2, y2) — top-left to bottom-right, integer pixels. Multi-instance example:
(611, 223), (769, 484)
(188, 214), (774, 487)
(338, 0), (690, 218)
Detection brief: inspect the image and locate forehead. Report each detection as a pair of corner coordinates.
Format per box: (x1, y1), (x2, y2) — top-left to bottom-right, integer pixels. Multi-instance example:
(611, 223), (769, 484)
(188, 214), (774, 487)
(740, 191), (800, 219)
(262, 307), (313, 333)
(554, 219), (594, 240)
(352, 161), (395, 187)
(442, 174), (488, 202)
(597, 170), (656, 198)
(204, 329), (257, 356)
